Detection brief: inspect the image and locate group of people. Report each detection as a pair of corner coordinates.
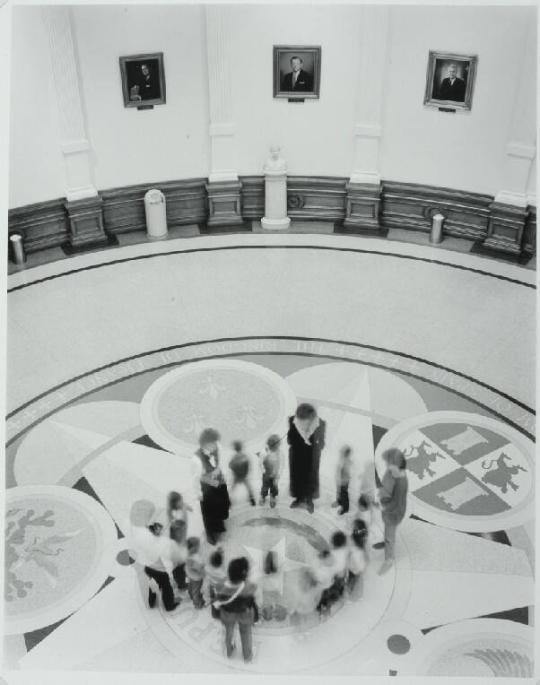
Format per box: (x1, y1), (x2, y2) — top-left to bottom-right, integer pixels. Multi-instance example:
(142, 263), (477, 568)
(128, 402), (409, 663)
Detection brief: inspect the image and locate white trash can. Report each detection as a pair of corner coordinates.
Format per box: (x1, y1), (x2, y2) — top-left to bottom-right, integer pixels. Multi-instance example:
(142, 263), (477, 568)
(430, 213), (445, 244)
(10, 233), (26, 265)
(144, 189), (168, 241)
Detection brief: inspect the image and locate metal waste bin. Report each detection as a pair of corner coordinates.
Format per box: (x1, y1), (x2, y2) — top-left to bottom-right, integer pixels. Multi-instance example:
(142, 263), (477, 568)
(144, 189), (168, 241)
(430, 213), (445, 244)
(10, 233), (26, 265)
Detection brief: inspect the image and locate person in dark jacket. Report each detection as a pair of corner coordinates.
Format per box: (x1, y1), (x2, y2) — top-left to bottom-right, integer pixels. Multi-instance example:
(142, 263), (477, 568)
(281, 56), (313, 92)
(374, 448), (408, 575)
(288, 403), (326, 513)
(129, 62), (161, 101)
(214, 557), (258, 663)
(437, 63), (466, 102)
(191, 428), (231, 545)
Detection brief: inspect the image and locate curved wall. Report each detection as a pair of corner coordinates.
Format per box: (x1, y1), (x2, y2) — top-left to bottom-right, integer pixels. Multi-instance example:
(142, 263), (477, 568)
(72, 4), (210, 191)
(9, 7), (66, 207)
(7, 4), (537, 209)
(380, 5), (535, 195)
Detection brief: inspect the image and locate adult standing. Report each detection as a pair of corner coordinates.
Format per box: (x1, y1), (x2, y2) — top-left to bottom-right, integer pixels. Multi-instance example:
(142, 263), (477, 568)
(374, 448), (408, 575)
(288, 403), (326, 513)
(191, 428), (231, 545)
(214, 557), (258, 664)
(128, 499), (179, 611)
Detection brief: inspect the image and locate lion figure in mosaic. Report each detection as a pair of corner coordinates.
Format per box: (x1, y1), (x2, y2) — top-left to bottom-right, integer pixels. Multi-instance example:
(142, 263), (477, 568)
(481, 453), (527, 494)
(404, 441), (443, 480)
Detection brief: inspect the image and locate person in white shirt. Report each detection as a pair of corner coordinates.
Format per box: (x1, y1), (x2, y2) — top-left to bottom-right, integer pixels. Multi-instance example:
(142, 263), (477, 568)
(290, 567), (322, 638)
(128, 499), (179, 611)
(258, 551), (282, 621)
(347, 526), (368, 600)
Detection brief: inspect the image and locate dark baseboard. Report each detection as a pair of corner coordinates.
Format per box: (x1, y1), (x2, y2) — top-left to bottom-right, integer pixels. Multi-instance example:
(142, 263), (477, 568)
(470, 241), (532, 265)
(199, 220), (252, 234)
(8, 177), (536, 265)
(334, 220), (389, 238)
(61, 234), (119, 255)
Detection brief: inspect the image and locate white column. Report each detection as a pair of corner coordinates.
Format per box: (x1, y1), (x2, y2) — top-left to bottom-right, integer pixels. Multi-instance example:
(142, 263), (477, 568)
(495, 15), (536, 208)
(205, 5), (238, 183)
(261, 147), (290, 231)
(43, 6), (97, 202)
(349, 6), (389, 185)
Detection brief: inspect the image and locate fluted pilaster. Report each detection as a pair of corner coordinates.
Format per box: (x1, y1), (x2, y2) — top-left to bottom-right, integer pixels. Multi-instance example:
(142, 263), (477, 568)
(43, 6), (97, 202)
(205, 5), (238, 183)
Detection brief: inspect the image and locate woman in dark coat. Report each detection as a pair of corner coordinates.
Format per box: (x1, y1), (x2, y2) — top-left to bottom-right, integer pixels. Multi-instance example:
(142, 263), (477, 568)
(191, 428), (231, 545)
(288, 403), (326, 513)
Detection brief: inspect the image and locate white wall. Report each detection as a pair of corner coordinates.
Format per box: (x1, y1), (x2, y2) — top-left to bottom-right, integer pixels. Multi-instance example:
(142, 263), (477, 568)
(71, 4), (209, 190)
(8, 4), (537, 207)
(228, 4), (360, 177)
(380, 5), (535, 195)
(9, 7), (66, 208)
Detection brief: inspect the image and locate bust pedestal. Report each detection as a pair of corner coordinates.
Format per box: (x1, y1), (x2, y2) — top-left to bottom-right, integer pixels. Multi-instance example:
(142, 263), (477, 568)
(261, 146), (290, 231)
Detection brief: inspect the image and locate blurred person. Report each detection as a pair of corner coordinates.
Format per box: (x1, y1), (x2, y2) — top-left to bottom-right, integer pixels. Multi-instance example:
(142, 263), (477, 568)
(214, 557), (258, 663)
(191, 428), (231, 545)
(229, 440), (256, 506)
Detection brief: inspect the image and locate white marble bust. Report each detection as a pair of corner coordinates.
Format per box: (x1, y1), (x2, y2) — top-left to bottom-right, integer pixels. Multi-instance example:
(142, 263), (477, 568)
(264, 145), (287, 173)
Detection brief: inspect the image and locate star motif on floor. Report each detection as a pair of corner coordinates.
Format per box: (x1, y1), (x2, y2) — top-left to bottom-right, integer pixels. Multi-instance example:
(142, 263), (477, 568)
(242, 537), (308, 594)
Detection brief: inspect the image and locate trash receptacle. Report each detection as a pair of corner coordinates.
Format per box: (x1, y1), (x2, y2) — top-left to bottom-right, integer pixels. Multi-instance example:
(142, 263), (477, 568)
(430, 213), (445, 244)
(10, 233), (26, 265)
(144, 189), (168, 241)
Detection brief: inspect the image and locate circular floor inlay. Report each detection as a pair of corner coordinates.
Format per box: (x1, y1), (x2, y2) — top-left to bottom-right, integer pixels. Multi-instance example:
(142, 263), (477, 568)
(375, 412), (534, 532)
(4, 485), (118, 635)
(400, 619), (534, 677)
(148, 505), (396, 673)
(140, 359), (297, 455)
(387, 634), (411, 654)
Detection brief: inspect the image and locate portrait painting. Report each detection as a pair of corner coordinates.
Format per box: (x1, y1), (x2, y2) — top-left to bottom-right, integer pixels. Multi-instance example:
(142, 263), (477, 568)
(424, 51), (478, 111)
(119, 52), (166, 108)
(273, 45), (321, 100)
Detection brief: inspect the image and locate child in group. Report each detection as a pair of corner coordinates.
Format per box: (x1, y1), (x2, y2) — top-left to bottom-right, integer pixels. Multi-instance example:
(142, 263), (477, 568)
(332, 445), (353, 515)
(185, 536), (205, 609)
(204, 547), (227, 615)
(167, 491), (192, 592)
(290, 567), (322, 639)
(328, 531), (349, 604)
(259, 434), (283, 508)
(259, 551), (282, 621)
(168, 521), (189, 594)
(347, 525), (368, 600)
(355, 493), (374, 530)
(314, 548), (336, 619)
(229, 440), (256, 506)
(350, 517), (370, 564)
(167, 491), (193, 529)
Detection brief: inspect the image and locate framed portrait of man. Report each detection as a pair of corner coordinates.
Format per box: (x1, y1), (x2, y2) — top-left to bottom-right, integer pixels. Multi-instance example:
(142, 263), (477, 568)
(273, 45), (321, 100)
(119, 53), (166, 108)
(424, 51), (478, 111)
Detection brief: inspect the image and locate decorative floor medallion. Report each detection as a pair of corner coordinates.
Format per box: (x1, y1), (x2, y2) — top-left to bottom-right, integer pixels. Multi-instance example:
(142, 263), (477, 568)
(140, 359), (297, 454)
(375, 412), (535, 532)
(400, 619), (534, 677)
(4, 485), (118, 635)
(151, 505), (396, 673)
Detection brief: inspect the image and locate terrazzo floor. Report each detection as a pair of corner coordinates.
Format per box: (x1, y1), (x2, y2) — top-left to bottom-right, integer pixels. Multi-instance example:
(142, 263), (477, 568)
(3, 232), (536, 681)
